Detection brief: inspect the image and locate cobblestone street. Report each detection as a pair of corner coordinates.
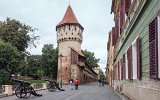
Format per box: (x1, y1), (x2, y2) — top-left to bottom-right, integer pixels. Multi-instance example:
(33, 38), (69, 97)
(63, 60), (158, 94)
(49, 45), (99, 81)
(0, 82), (127, 100)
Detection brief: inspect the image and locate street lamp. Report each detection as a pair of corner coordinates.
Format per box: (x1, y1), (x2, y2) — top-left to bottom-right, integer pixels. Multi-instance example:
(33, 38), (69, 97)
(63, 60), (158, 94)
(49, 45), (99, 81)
(59, 54), (63, 88)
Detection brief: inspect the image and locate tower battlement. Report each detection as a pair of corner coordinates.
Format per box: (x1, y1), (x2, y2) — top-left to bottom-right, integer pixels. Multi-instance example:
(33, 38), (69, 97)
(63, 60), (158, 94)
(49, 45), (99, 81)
(56, 24), (83, 44)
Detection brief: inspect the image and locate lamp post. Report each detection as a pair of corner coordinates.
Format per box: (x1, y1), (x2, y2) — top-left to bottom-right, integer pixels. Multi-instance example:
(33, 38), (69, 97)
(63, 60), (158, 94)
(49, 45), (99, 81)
(59, 54), (63, 88)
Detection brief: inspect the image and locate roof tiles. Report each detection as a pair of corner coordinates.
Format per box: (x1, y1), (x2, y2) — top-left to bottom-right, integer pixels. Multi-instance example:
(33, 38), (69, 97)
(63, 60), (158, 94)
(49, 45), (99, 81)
(57, 5), (80, 26)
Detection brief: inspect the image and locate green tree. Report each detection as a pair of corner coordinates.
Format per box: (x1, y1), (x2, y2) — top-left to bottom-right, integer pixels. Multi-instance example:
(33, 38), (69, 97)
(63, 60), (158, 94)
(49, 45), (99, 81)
(36, 69), (44, 79)
(0, 18), (39, 79)
(0, 18), (39, 53)
(82, 50), (100, 68)
(0, 69), (9, 84)
(26, 55), (42, 79)
(41, 44), (58, 79)
(0, 40), (20, 84)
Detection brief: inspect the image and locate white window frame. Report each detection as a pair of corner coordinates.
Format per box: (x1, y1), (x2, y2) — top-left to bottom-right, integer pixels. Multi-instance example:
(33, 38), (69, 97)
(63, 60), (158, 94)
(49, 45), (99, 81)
(158, 15), (160, 78)
(125, 51), (128, 80)
(119, 61), (122, 80)
(132, 37), (138, 79)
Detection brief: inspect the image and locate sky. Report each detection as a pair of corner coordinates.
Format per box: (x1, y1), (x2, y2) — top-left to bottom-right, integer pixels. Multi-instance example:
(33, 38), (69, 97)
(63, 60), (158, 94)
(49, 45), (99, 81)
(0, 0), (114, 72)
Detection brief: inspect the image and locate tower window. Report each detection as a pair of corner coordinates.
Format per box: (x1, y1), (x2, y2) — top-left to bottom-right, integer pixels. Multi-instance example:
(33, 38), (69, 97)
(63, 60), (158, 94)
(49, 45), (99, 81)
(75, 25), (76, 31)
(63, 26), (66, 31)
(69, 25), (70, 30)
(66, 32), (67, 35)
(72, 33), (73, 35)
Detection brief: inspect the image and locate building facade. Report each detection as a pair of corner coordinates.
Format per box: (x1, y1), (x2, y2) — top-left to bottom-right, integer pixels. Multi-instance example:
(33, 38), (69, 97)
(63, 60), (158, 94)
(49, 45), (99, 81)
(107, 0), (160, 99)
(56, 5), (97, 84)
(106, 30), (115, 87)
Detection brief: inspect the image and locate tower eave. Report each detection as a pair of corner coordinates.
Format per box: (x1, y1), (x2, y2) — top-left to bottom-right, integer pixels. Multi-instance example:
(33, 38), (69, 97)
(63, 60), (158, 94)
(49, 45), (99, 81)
(56, 23), (84, 31)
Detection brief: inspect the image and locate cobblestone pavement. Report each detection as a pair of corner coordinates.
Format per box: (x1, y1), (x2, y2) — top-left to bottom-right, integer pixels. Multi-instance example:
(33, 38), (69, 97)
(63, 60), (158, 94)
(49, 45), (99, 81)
(1, 82), (124, 100)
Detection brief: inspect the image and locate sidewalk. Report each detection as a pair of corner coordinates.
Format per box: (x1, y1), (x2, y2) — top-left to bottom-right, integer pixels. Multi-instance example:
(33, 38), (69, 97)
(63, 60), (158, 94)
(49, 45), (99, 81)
(115, 91), (131, 100)
(107, 85), (131, 100)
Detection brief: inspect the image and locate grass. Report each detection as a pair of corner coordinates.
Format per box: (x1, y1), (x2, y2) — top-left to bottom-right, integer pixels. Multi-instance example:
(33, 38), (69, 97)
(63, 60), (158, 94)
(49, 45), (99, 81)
(25, 80), (46, 83)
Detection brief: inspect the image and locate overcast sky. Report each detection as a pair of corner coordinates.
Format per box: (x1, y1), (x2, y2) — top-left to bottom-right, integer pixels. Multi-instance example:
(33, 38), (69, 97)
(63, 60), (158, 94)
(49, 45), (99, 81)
(0, 0), (114, 72)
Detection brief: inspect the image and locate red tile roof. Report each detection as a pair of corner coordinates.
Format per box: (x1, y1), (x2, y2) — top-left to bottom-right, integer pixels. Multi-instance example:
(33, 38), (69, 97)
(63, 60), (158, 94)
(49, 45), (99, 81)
(57, 5), (80, 26)
(71, 48), (85, 57)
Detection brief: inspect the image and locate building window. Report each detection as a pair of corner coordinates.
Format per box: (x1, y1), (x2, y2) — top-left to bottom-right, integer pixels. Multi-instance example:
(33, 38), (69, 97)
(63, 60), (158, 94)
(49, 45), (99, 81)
(132, 37), (140, 79)
(125, 52), (128, 79)
(125, 0), (131, 16)
(75, 25), (76, 31)
(118, 60), (123, 80)
(69, 25), (70, 30)
(158, 13), (160, 78)
(149, 14), (160, 79)
(127, 46), (133, 80)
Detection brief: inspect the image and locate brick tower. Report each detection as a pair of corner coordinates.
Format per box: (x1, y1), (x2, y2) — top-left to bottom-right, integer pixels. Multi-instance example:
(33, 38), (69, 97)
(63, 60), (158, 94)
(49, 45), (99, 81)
(56, 5), (84, 84)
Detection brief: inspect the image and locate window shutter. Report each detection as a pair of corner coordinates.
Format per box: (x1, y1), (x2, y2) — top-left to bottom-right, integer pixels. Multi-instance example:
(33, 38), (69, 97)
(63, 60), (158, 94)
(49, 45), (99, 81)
(118, 62), (120, 80)
(120, 0), (125, 31)
(136, 37), (141, 79)
(125, 0), (131, 16)
(127, 46), (133, 80)
(127, 49), (130, 79)
(117, 17), (120, 38)
(112, 27), (116, 46)
(121, 58), (123, 80)
(149, 17), (158, 79)
(123, 54), (126, 80)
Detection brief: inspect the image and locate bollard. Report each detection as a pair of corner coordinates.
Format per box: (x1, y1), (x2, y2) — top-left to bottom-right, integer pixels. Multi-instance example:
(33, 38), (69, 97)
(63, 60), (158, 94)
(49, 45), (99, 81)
(42, 83), (47, 89)
(3, 85), (12, 96)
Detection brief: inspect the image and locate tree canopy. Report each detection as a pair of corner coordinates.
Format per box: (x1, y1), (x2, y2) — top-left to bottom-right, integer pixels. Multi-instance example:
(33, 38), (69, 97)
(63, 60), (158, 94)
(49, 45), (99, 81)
(25, 55), (43, 79)
(41, 44), (58, 79)
(0, 39), (20, 84)
(0, 18), (39, 53)
(82, 49), (100, 68)
(0, 18), (39, 84)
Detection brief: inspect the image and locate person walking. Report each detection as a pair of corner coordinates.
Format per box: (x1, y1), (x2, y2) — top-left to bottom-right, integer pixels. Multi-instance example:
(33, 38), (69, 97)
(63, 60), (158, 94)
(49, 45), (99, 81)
(69, 79), (73, 90)
(98, 79), (102, 87)
(74, 79), (79, 90)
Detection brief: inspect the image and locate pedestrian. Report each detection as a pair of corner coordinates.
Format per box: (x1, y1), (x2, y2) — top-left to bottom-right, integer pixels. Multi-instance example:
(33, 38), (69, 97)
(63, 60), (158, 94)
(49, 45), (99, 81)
(69, 79), (73, 90)
(74, 79), (79, 90)
(98, 79), (101, 87)
(102, 80), (104, 87)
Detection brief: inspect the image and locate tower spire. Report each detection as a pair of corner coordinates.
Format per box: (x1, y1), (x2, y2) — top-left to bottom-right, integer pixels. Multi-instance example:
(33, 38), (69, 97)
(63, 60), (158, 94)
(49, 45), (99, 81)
(56, 5), (79, 26)
(56, 4), (83, 30)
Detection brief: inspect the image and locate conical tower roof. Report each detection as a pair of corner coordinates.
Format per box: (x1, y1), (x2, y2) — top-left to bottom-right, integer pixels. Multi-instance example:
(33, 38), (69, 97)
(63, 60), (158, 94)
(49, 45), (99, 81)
(56, 5), (83, 29)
